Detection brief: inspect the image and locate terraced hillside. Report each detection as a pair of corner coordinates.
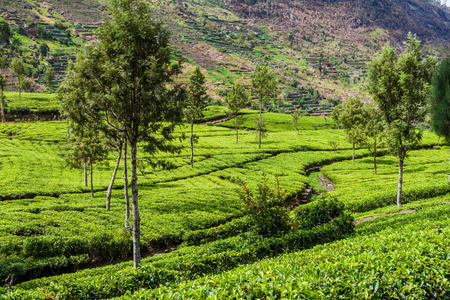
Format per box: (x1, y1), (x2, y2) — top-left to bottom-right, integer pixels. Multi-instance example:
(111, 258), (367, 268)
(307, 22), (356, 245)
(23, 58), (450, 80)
(0, 0), (448, 104)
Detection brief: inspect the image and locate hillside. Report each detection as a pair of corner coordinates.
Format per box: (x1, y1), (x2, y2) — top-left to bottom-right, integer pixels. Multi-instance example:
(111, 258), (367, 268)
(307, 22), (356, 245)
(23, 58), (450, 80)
(0, 0), (449, 114)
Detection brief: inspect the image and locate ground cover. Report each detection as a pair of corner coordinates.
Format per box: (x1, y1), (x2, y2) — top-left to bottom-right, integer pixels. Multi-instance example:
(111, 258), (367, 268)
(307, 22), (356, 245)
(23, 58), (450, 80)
(0, 109), (447, 297)
(321, 148), (450, 212)
(2, 92), (61, 116)
(218, 112), (336, 131)
(123, 195), (450, 299)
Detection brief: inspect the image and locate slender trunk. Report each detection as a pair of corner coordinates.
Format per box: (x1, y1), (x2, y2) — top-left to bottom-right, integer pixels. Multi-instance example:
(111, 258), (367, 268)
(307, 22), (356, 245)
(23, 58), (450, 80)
(124, 140), (130, 227)
(190, 121), (194, 168)
(130, 139), (141, 268)
(18, 76), (21, 99)
(1, 87), (4, 123)
(90, 159), (94, 198)
(352, 142), (355, 163)
(397, 158), (404, 208)
(373, 141), (377, 175)
(259, 99), (262, 149)
(235, 118), (238, 143)
(106, 144), (122, 211)
(6, 275), (13, 294)
(296, 126), (299, 135)
(84, 161), (87, 187)
(67, 126), (70, 144)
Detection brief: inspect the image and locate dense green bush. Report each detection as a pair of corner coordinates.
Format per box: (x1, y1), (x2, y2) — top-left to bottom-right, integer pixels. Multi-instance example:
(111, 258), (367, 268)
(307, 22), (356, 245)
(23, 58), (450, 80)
(295, 197), (345, 229)
(240, 176), (291, 236)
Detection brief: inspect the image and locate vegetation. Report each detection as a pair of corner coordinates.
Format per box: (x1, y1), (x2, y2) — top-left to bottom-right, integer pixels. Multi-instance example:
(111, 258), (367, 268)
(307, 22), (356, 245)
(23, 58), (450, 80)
(367, 34), (437, 207)
(0, 0), (450, 298)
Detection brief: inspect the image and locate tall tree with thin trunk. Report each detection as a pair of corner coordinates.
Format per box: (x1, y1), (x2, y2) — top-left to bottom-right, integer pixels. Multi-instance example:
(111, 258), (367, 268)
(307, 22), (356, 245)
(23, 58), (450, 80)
(333, 97), (366, 163)
(368, 34), (436, 208)
(291, 107), (304, 135)
(362, 103), (384, 174)
(0, 54), (6, 123)
(225, 83), (248, 143)
(66, 127), (107, 198)
(59, 0), (186, 268)
(251, 64), (277, 149)
(184, 67), (207, 168)
(10, 57), (25, 99)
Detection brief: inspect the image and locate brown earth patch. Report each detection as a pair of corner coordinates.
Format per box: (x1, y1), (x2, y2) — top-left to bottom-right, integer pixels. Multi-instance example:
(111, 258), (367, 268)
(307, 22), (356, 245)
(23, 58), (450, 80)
(355, 209), (416, 225)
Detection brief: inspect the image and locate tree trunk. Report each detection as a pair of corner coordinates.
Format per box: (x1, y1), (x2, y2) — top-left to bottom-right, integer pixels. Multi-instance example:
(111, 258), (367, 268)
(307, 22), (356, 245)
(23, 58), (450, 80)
(67, 126), (70, 144)
(397, 158), (404, 208)
(90, 159), (94, 198)
(84, 161), (88, 187)
(352, 142), (355, 163)
(130, 139), (141, 268)
(124, 140), (130, 227)
(373, 141), (377, 175)
(1, 88), (4, 123)
(190, 120), (194, 168)
(235, 118), (238, 143)
(106, 144), (122, 211)
(259, 99), (262, 149)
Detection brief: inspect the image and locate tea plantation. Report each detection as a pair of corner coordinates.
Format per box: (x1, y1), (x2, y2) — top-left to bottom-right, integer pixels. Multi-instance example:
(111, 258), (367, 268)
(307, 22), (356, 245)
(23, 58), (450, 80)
(1, 102), (449, 299)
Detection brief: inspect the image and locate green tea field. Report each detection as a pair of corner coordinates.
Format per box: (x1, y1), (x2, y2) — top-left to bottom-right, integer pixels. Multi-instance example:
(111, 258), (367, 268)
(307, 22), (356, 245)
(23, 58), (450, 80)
(1, 99), (450, 299)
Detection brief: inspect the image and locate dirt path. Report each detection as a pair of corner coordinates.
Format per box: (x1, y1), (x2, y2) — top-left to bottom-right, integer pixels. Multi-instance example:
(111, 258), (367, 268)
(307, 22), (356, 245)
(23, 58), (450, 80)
(355, 209), (416, 225)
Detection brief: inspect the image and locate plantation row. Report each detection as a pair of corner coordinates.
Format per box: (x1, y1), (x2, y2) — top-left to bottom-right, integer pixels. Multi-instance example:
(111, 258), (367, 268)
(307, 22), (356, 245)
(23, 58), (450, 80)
(1, 110), (449, 298)
(123, 195), (450, 299)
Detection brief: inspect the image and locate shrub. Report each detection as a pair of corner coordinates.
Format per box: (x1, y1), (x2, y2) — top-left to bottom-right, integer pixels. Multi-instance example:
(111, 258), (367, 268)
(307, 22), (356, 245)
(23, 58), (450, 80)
(294, 196), (346, 229)
(240, 176), (291, 236)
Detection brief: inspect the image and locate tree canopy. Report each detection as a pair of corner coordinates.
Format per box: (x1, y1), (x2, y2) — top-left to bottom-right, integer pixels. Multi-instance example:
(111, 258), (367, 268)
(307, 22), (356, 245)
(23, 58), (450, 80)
(367, 33), (436, 207)
(59, 0), (186, 268)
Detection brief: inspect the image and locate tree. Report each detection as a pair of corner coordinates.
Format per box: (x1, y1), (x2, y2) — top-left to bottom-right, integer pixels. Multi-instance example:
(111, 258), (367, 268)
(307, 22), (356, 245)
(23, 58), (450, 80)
(0, 18), (12, 45)
(0, 54), (6, 123)
(251, 64), (277, 149)
(44, 64), (55, 91)
(291, 107), (304, 135)
(367, 34), (436, 208)
(66, 127), (107, 198)
(332, 97), (366, 163)
(428, 57), (450, 142)
(38, 43), (49, 58)
(59, 0), (186, 268)
(10, 57), (25, 98)
(184, 67), (207, 168)
(225, 83), (248, 143)
(362, 103), (384, 174)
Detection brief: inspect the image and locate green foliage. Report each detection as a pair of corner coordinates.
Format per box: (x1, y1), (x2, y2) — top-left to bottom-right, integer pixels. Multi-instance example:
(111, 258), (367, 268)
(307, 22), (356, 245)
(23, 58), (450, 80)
(294, 197), (347, 230)
(368, 34), (436, 161)
(323, 149), (450, 212)
(0, 18), (12, 45)
(251, 64), (277, 149)
(428, 56), (450, 140)
(130, 202), (450, 299)
(291, 107), (304, 134)
(38, 43), (49, 58)
(185, 67), (207, 123)
(43, 64), (55, 90)
(239, 176), (291, 236)
(368, 33), (437, 206)
(332, 96), (366, 146)
(10, 57), (25, 97)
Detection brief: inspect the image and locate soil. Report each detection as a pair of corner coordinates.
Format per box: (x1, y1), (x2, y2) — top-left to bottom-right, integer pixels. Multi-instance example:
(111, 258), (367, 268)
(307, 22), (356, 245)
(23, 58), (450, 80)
(355, 210), (416, 225)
